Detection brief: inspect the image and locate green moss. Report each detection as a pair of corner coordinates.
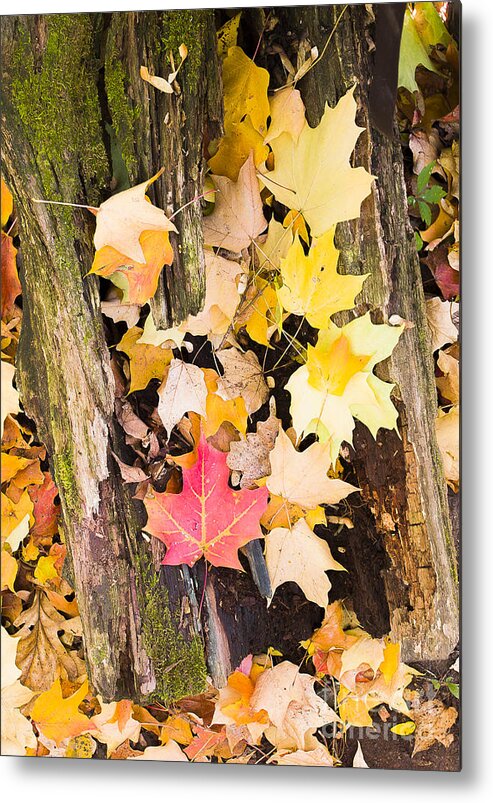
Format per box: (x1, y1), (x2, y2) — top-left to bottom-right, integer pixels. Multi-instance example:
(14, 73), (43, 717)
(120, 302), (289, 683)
(10, 15), (108, 202)
(104, 35), (139, 181)
(53, 449), (79, 516)
(160, 10), (209, 91)
(137, 556), (207, 703)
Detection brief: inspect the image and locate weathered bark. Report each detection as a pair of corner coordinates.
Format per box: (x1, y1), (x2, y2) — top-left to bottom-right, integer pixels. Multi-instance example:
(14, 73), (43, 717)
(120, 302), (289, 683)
(0, 11), (219, 701)
(281, 4), (459, 660)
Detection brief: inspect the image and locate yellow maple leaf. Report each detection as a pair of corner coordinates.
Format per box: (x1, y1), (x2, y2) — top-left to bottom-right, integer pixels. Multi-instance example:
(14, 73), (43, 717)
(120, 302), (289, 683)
(202, 368), (248, 438)
(261, 86), (374, 237)
(286, 314), (404, 464)
(31, 678), (95, 746)
(209, 46), (270, 181)
(116, 326), (172, 393)
(277, 229), (369, 329)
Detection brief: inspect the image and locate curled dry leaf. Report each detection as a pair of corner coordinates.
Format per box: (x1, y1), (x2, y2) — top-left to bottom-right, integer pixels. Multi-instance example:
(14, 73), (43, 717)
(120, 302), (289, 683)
(226, 410), (280, 489)
(412, 698), (458, 756)
(216, 348), (269, 415)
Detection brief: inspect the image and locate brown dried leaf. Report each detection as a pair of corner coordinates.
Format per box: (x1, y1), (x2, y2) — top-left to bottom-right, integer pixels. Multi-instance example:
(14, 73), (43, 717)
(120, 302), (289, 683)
(227, 411), (280, 488)
(412, 698), (457, 756)
(14, 591), (80, 692)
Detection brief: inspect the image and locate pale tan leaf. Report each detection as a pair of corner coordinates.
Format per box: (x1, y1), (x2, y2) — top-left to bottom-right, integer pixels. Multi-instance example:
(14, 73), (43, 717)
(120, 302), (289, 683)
(94, 172), (177, 263)
(216, 348), (269, 415)
(266, 428), (357, 509)
(203, 154), (267, 252)
(265, 519), (344, 608)
(157, 360), (207, 435)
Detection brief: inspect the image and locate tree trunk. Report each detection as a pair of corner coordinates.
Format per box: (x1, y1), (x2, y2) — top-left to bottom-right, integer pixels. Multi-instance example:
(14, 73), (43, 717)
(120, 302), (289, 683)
(281, 4), (459, 661)
(1, 11), (220, 702)
(1, 5), (458, 705)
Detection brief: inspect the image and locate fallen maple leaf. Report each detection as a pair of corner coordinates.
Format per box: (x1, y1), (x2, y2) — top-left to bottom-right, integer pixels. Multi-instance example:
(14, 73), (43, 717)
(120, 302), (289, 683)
(156, 359), (208, 436)
(286, 314), (403, 465)
(90, 230), (173, 305)
(412, 698), (457, 756)
(264, 86), (306, 145)
(277, 229), (368, 329)
(116, 325), (172, 393)
(1, 362), (19, 433)
(426, 297), (459, 352)
(93, 171), (177, 264)
(436, 405), (459, 491)
(208, 46), (270, 181)
(250, 660), (338, 750)
(265, 519), (345, 608)
(144, 435), (268, 569)
(216, 347), (269, 415)
(31, 678), (95, 746)
(436, 347), (459, 404)
(1, 232), (21, 322)
(266, 427), (357, 509)
(227, 409), (280, 489)
(261, 86), (374, 237)
(129, 740), (189, 761)
(90, 700), (141, 757)
(183, 250), (246, 338)
(203, 154), (267, 252)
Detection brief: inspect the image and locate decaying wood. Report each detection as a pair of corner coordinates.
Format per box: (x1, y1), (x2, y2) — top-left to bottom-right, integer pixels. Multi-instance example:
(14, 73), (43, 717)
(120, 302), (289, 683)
(282, 4), (458, 660)
(0, 11), (219, 701)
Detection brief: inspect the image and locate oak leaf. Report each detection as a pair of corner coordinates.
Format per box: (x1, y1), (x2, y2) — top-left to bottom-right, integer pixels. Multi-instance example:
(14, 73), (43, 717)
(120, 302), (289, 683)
(144, 435), (268, 569)
(261, 86), (374, 238)
(265, 519), (345, 608)
(93, 172), (177, 264)
(14, 590), (80, 691)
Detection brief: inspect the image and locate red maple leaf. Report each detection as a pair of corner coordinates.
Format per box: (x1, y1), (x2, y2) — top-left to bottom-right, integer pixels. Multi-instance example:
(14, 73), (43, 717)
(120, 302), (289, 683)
(144, 436), (268, 569)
